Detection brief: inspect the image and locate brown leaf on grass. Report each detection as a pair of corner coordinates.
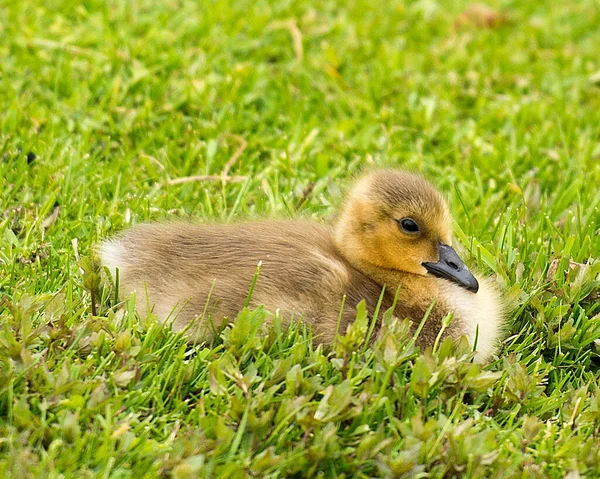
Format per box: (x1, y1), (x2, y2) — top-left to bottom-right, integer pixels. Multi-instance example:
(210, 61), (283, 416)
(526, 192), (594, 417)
(546, 258), (599, 300)
(546, 258), (584, 283)
(455, 4), (507, 29)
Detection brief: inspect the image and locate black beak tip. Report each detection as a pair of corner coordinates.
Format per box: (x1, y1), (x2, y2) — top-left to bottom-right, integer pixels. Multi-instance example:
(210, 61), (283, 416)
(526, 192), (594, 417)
(422, 244), (480, 294)
(467, 280), (479, 294)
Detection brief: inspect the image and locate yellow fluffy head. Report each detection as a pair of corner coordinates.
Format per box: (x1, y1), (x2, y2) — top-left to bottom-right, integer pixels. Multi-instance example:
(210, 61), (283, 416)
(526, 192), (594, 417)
(334, 169), (453, 276)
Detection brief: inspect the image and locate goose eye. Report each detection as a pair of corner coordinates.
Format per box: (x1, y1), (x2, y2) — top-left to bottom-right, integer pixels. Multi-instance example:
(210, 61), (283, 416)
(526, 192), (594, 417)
(399, 218), (419, 233)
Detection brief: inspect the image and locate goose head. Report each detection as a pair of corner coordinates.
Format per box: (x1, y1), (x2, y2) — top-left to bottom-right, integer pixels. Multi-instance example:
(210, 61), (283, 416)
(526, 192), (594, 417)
(334, 169), (479, 293)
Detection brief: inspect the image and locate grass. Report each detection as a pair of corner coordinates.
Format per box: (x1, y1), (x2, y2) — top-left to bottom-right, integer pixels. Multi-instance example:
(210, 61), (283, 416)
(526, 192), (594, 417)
(1, 0), (600, 477)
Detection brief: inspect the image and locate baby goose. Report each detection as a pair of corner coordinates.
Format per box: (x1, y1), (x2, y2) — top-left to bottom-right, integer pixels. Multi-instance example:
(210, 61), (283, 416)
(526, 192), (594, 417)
(100, 169), (503, 361)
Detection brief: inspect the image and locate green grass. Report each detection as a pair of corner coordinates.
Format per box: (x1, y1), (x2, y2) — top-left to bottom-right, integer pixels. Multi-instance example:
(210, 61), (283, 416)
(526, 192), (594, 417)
(1, 0), (600, 477)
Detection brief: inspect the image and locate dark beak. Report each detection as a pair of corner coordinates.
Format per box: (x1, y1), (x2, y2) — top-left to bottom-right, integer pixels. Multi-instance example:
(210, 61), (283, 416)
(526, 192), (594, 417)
(422, 244), (479, 293)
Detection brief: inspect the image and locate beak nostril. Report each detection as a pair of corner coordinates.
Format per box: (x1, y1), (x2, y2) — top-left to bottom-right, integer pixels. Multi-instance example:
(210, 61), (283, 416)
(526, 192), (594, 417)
(447, 261), (459, 270)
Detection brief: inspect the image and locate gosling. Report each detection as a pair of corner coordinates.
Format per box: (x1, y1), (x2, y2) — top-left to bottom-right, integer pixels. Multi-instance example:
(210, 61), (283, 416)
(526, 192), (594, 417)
(99, 169), (504, 361)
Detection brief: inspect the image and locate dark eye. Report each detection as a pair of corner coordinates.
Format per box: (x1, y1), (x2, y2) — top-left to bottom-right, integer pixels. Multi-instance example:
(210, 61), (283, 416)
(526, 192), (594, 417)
(399, 218), (419, 233)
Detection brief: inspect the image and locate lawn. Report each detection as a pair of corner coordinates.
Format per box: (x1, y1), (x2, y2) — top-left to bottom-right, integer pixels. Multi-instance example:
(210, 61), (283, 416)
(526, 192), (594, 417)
(1, 0), (600, 477)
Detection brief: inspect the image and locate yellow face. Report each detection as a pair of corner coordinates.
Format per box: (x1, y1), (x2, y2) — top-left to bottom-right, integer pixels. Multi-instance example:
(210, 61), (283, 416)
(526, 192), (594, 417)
(335, 169), (479, 292)
(345, 200), (453, 276)
(334, 169), (453, 276)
